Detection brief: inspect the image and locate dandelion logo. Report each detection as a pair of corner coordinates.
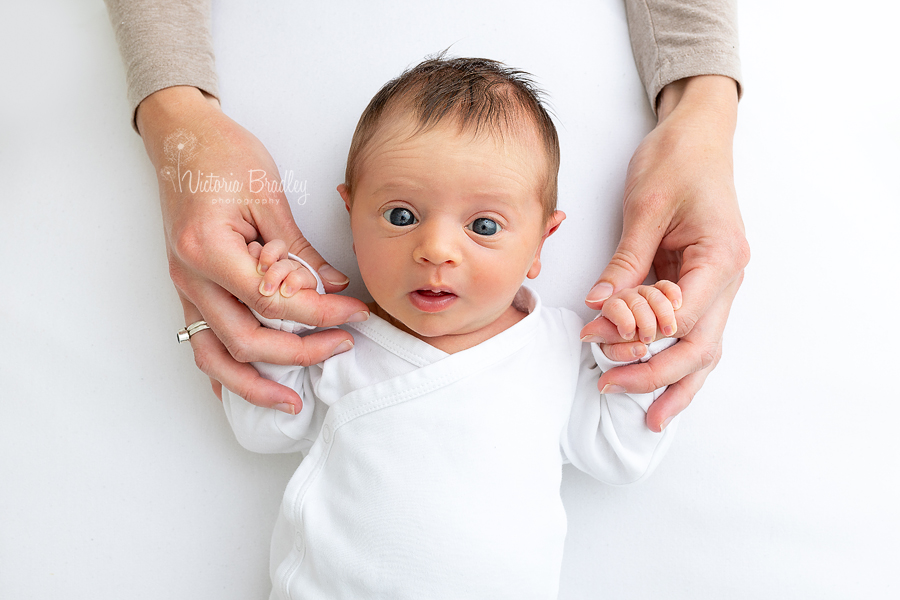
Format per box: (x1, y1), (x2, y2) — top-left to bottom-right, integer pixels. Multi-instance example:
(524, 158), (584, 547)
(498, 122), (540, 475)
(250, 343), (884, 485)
(160, 129), (199, 192)
(160, 165), (177, 189)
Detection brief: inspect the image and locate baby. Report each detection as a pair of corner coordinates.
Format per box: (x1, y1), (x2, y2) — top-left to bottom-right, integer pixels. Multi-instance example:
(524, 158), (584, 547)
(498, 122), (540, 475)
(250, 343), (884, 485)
(223, 56), (682, 599)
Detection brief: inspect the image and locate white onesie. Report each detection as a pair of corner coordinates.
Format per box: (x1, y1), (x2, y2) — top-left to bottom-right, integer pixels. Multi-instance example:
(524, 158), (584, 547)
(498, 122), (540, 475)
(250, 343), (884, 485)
(223, 285), (677, 600)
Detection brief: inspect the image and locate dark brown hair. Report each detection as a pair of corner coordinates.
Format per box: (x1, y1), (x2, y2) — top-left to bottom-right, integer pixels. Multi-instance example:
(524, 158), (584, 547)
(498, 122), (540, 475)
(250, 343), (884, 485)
(344, 54), (560, 218)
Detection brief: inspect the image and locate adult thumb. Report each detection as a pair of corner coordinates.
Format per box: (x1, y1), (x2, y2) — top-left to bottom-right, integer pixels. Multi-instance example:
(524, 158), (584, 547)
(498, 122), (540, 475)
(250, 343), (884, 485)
(585, 226), (662, 309)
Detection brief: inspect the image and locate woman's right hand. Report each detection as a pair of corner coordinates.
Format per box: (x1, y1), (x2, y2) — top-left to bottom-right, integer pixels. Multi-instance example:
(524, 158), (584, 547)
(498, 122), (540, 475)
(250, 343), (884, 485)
(137, 86), (369, 413)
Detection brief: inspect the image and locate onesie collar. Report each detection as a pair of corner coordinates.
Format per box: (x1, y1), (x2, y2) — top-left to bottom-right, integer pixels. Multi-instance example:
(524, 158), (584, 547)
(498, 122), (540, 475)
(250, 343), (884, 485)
(348, 286), (542, 366)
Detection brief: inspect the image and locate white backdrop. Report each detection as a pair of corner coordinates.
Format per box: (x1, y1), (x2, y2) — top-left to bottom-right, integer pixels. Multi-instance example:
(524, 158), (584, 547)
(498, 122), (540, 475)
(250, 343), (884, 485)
(1, 1), (898, 598)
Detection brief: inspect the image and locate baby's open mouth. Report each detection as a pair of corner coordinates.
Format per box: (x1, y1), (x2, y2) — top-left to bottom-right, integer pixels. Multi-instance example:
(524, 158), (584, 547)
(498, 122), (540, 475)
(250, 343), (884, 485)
(409, 289), (458, 312)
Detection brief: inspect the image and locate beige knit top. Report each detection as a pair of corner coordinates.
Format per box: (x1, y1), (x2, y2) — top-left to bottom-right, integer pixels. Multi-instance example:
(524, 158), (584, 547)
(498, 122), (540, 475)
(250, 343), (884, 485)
(105, 0), (741, 130)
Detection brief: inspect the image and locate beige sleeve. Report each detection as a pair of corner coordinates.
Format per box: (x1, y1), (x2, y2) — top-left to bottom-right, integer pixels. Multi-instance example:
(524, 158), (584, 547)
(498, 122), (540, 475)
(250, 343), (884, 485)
(103, 0), (739, 127)
(104, 0), (219, 132)
(624, 0), (742, 113)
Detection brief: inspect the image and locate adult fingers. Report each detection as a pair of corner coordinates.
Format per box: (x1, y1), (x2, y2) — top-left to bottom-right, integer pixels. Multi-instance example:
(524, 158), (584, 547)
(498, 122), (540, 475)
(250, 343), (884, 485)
(189, 325), (307, 412)
(645, 365), (715, 433)
(170, 228), (367, 329)
(666, 238), (749, 340)
(598, 341), (648, 362)
(580, 315), (629, 345)
(595, 277), (738, 395)
(180, 297), (302, 411)
(180, 273), (357, 367)
(596, 334), (718, 396)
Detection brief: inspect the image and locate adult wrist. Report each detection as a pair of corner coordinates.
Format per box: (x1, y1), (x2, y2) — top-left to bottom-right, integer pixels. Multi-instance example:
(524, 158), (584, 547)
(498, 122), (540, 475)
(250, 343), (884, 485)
(135, 86), (221, 163)
(656, 75), (738, 131)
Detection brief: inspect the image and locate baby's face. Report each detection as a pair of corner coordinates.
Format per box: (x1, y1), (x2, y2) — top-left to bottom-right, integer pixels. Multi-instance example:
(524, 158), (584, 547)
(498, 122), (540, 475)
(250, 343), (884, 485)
(340, 115), (561, 348)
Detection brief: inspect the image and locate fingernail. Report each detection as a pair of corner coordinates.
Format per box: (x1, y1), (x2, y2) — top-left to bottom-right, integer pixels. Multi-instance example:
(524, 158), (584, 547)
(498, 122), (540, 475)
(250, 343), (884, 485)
(641, 335), (652, 344)
(600, 383), (626, 394)
(274, 403), (296, 415)
(632, 344), (646, 358)
(347, 311), (369, 323)
(318, 264), (349, 286)
(660, 416), (674, 431)
(581, 334), (606, 344)
(331, 340), (353, 356)
(260, 282), (275, 296)
(663, 325), (674, 336)
(280, 283), (295, 297)
(622, 330), (635, 341)
(586, 282), (614, 304)
(257, 264), (269, 275)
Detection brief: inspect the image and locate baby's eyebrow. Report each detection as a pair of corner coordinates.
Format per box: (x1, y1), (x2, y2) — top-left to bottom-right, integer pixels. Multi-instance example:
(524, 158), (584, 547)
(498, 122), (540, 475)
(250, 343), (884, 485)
(373, 180), (518, 200)
(371, 179), (425, 196)
(465, 189), (520, 203)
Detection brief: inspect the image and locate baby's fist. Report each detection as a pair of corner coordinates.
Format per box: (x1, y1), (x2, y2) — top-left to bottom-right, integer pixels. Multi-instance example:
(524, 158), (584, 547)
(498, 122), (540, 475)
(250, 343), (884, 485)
(600, 280), (682, 345)
(249, 239), (319, 298)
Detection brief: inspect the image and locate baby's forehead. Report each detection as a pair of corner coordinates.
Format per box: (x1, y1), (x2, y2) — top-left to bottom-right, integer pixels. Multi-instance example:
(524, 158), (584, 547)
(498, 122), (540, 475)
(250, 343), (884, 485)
(358, 123), (548, 220)
(365, 109), (548, 168)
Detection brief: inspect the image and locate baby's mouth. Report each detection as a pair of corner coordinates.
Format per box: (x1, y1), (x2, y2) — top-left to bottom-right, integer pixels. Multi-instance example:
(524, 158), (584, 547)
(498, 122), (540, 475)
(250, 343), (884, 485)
(409, 289), (458, 312)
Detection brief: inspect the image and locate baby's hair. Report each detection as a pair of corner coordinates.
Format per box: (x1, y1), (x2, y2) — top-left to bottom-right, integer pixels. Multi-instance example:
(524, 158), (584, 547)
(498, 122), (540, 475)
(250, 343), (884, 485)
(344, 53), (560, 218)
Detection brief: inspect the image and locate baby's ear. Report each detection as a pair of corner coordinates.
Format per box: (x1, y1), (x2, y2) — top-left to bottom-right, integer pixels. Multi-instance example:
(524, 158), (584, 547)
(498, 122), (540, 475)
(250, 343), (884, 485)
(527, 210), (565, 279)
(337, 184), (351, 213)
(543, 210), (565, 239)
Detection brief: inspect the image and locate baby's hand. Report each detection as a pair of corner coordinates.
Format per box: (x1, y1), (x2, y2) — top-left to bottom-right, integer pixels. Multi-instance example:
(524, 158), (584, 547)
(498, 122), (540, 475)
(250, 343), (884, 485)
(599, 281), (682, 360)
(248, 239), (321, 298)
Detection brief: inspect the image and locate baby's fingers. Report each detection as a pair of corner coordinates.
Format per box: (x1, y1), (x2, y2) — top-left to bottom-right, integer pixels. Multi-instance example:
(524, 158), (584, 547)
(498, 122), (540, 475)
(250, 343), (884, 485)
(601, 298), (637, 341)
(654, 279), (682, 311)
(279, 267), (318, 297)
(642, 281), (680, 337)
(624, 291), (660, 344)
(259, 258), (317, 297)
(256, 239), (288, 275)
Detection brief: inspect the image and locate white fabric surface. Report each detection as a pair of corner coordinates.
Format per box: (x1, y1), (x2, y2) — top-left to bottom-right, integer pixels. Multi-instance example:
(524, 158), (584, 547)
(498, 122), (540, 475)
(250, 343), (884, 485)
(1, 1), (898, 599)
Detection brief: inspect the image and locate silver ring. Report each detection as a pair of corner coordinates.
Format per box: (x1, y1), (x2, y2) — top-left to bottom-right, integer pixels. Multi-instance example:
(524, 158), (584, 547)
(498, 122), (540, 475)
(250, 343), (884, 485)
(177, 320), (211, 343)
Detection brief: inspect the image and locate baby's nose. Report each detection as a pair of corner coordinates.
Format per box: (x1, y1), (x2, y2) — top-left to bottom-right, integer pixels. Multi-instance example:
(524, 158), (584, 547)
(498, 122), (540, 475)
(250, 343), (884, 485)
(413, 222), (462, 265)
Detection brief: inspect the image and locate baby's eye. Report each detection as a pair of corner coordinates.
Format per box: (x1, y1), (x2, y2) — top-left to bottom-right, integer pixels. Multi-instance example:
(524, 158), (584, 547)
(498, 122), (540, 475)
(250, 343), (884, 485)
(468, 217), (501, 236)
(383, 207), (417, 226)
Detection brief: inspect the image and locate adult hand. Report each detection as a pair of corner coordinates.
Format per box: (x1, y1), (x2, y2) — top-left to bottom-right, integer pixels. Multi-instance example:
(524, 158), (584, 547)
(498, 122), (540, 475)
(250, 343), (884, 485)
(581, 75), (750, 432)
(137, 86), (369, 413)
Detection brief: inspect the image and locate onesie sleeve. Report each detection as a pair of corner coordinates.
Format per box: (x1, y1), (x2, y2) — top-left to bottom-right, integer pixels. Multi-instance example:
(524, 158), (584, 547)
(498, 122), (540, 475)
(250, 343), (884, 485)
(104, 0), (220, 132)
(562, 337), (679, 485)
(624, 0), (742, 113)
(221, 361), (323, 455)
(221, 252), (328, 453)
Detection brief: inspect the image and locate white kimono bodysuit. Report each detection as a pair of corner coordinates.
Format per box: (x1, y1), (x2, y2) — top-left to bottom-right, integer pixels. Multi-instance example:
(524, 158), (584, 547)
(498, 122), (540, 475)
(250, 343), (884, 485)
(223, 287), (677, 600)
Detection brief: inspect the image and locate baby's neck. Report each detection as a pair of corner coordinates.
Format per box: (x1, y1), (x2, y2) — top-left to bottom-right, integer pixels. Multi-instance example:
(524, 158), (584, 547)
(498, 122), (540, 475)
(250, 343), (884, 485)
(366, 302), (527, 354)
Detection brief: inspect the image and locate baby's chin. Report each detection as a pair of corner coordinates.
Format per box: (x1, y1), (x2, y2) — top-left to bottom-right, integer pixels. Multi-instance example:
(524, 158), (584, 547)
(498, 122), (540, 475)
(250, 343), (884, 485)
(366, 302), (427, 336)
(419, 310), (527, 352)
